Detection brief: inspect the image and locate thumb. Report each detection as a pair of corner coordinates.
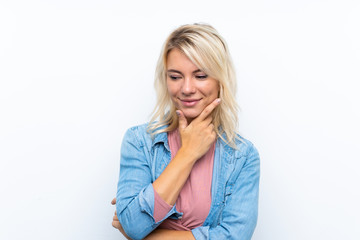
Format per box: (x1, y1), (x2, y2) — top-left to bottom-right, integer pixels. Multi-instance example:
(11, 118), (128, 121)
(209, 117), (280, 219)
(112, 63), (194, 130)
(111, 198), (116, 205)
(176, 110), (188, 130)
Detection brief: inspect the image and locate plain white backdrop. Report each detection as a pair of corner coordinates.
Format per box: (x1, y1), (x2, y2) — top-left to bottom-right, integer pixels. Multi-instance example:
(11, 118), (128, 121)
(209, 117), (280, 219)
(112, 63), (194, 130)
(1, 0), (359, 239)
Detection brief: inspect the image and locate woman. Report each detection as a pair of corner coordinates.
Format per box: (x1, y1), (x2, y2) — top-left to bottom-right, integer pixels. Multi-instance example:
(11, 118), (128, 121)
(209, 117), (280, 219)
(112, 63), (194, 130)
(111, 23), (260, 240)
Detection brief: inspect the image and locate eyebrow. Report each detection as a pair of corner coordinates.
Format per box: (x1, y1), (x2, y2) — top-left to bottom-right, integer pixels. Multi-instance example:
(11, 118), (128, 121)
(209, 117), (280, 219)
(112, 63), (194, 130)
(167, 69), (203, 74)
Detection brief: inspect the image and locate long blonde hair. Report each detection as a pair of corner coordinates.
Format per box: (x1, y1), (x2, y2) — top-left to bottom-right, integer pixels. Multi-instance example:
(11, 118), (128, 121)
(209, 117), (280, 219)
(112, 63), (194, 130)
(147, 23), (240, 148)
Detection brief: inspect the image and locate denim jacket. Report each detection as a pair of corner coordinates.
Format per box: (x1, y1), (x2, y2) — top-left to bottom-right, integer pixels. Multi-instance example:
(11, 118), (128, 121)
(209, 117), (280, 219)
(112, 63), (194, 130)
(116, 123), (260, 240)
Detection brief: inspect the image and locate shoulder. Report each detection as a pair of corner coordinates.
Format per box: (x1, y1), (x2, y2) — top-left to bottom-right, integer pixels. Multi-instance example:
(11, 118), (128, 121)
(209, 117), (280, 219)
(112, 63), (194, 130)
(225, 134), (260, 164)
(122, 123), (150, 146)
(125, 122), (149, 135)
(236, 135), (259, 155)
(122, 122), (168, 148)
(222, 134), (260, 182)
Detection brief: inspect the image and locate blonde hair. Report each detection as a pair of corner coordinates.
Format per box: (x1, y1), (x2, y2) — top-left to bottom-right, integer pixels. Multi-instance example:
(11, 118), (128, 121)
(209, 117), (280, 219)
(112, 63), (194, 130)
(147, 23), (240, 148)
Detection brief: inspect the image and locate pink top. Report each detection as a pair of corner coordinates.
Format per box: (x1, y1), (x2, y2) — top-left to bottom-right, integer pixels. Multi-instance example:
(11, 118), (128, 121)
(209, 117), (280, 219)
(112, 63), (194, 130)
(153, 128), (215, 230)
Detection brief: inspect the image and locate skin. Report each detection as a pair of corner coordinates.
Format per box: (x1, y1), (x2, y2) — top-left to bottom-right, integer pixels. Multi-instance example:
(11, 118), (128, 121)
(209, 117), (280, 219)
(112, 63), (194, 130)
(166, 48), (220, 123)
(112, 48), (221, 239)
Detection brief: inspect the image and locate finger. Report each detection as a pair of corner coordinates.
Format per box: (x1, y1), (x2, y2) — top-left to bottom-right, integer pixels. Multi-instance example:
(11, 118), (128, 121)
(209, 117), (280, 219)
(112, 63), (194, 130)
(202, 115), (213, 126)
(196, 98), (221, 122)
(112, 221), (121, 229)
(176, 110), (188, 130)
(111, 198), (116, 205)
(113, 215), (119, 221)
(114, 210), (117, 216)
(210, 131), (217, 141)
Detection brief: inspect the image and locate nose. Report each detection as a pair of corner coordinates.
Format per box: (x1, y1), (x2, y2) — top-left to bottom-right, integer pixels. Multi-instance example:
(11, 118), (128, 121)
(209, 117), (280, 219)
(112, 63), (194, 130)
(181, 77), (196, 95)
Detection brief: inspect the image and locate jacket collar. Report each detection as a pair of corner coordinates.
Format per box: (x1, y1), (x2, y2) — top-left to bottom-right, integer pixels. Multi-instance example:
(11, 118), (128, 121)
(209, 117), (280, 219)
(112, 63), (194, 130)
(152, 128), (170, 152)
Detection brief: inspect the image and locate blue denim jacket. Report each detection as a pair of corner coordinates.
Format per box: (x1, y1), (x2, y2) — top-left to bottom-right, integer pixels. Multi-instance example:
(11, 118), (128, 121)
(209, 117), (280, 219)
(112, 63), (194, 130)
(116, 123), (260, 240)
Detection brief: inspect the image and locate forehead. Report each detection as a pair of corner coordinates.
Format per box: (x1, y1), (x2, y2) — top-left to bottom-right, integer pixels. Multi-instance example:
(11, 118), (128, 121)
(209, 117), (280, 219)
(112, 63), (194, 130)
(166, 48), (199, 71)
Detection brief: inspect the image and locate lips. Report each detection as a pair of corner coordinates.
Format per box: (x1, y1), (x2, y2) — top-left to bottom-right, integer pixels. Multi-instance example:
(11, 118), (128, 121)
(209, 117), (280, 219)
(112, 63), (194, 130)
(179, 98), (201, 107)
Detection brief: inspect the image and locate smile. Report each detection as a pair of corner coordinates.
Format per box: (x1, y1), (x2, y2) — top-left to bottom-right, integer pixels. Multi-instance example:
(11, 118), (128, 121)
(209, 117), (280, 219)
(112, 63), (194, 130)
(179, 98), (201, 107)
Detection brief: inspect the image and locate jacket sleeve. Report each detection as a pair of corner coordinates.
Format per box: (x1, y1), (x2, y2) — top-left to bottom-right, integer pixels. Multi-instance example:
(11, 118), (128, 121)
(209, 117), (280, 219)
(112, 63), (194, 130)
(116, 128), (178, 240)
(191, 143), (260, 240)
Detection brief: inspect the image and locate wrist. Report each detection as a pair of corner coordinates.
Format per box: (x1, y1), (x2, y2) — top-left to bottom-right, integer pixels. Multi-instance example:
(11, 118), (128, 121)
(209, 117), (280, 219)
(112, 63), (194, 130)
(177, 146), (199, 163)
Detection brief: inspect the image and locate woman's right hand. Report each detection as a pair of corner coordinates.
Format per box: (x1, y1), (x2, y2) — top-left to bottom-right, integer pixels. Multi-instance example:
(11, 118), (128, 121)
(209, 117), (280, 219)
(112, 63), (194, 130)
(177, 98), (221, 161)
(152, 98), (221, 205)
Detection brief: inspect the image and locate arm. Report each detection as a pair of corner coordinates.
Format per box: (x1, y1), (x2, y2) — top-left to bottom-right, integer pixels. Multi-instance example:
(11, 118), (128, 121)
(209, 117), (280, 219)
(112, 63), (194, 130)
(144, 229), (194, 240)
(112, 198), (194, 240)
(111, 198), (131, 240)
(116, 99), (221, 240)
(116, 126), (170, 240)
(191, 143), (260, 240)
(114, 143), (259, 240)
(153, 98), (221, 205)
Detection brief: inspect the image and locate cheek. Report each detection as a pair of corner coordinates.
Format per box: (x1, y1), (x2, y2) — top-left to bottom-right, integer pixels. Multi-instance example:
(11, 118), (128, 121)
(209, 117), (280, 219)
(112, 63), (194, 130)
(215, 86), (220, 97)
(205, 82), (220, 98)
(167, 83), (180, 106)
(167, 81), (182, 98)
(213, 82), (220, 97)
(166, 81), (175, 96)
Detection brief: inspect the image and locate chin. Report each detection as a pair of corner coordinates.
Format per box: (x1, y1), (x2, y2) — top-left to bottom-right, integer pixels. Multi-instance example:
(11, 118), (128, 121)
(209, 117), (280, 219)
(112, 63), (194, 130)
(182, 110), (201, 120)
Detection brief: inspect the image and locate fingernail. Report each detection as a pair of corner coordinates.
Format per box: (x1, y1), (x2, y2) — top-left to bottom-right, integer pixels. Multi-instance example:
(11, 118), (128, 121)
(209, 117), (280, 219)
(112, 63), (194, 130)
(176, 111), (180, 116)
(216, 98), (221, 103)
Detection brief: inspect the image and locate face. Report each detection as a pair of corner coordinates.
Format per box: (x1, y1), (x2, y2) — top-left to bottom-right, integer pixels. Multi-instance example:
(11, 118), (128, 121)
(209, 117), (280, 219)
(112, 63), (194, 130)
(166, 48), (220, 123)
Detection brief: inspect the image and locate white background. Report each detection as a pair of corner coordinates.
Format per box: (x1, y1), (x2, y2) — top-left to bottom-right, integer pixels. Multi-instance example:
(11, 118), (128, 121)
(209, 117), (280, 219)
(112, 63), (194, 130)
(1, 0), (359, 239)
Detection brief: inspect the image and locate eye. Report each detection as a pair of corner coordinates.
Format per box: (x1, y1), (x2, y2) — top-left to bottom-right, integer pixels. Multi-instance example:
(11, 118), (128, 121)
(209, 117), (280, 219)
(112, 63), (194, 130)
(168, 75), (181, 80)
(196, 75), (208, 79)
